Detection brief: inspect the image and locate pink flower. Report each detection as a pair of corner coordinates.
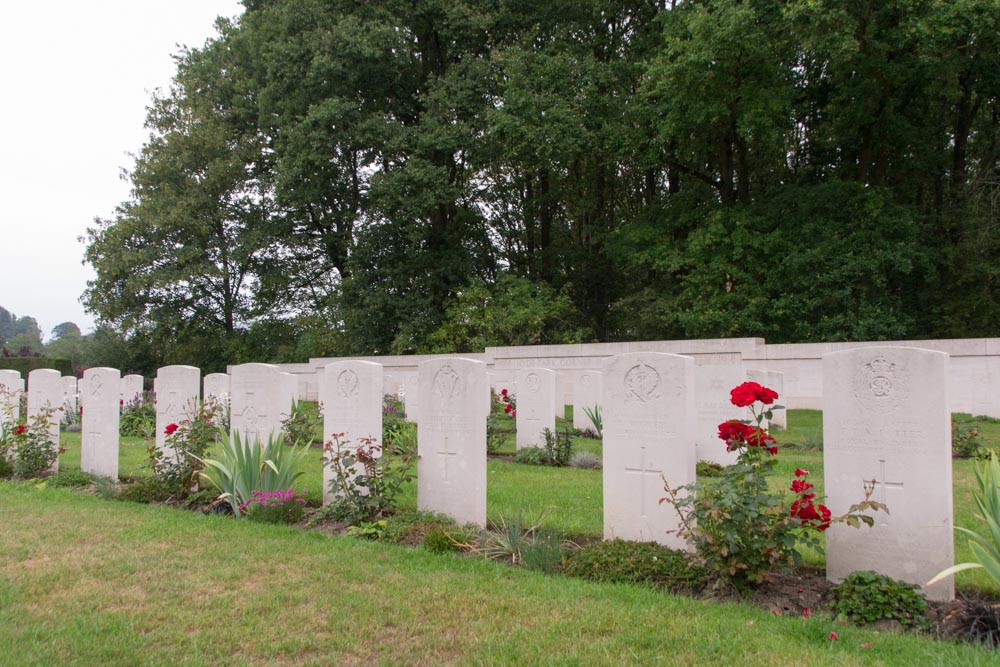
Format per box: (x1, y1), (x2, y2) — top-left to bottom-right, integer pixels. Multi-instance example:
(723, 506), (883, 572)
(828, 631), (838, 640)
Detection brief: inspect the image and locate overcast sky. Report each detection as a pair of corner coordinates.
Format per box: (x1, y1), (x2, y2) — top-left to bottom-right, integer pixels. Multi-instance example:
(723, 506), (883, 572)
(0, 0), (244, 340)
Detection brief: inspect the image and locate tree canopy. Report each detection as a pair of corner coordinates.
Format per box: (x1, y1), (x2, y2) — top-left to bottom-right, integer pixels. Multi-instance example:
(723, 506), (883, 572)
(83, 0), (1000, 373)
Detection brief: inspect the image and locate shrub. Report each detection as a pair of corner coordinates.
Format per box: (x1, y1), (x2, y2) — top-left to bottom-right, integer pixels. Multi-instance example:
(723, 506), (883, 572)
(382, 394), (404, 419)
(662, 381), (885, 589)
(383, 417), (417, 457)
(515, 447), (547, 465)
(242, 488), (308, 525)
(831, 570), (928, 628)
(0, 390), (62, 479)
(116, 477), (172, 504)
(282, 399), (321, 447)
(147, 399), (222, 499)
(568, 451), (601, 470)
(520, 529), (566, 574)
(197, 431), (309, 517)
(119, 394), (155, 438)
(562, 539), (708, 590)
(952, 416), (985, 459)
(540, 427), (574, 467)
(486, 413), (511, 454)
(45, 470), (96, 488)
(323, 434), (414, 523)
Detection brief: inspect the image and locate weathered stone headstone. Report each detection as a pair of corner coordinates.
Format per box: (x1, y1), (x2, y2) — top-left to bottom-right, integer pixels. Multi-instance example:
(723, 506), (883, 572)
(402, 372), (419, 423)
(417, 358), (488, 526)
(229, 363), (283, 446)
(603, 352), (695, 547)
(573, 371), (603, 431)
(515, 368), (556, 450)
(693, 364), (745, 466)
(203, 373), (230, 406)
(767, 370), (787, 429)
(154, 365), (201, 458)
(279, 372), (298, 421)
(320, 361), (383, 504)
(27, 369), (63, 472)
(81, 367), (120, 480)
(121, 374), (144, 407)
(62, 375), (78, 416)
(824, 346), (954, 601)
(0, 370), (23, 427)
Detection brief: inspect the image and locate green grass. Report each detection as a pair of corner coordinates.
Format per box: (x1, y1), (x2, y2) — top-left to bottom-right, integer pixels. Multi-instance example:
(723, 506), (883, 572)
(2, 482), (995, 666)
(55, 410), (1000, 595)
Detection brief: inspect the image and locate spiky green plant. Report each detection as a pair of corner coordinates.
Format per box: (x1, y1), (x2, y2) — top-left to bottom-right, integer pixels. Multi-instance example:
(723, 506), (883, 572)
(196, 430), (309, 517)
(582, 404), (603, 439)
(929, 453), (1000, 587)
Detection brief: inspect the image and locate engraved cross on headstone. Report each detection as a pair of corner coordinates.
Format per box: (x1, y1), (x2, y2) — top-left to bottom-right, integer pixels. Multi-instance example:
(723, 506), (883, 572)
(437, 434), (459, 484)
(624, 445), (662, 519)
(870, 459), (904, 526)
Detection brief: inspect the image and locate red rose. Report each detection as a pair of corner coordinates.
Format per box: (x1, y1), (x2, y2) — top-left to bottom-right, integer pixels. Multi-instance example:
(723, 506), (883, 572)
(501, 388), (508, 396)
(511, 410), (517, 417)
(794, 468), (808, 477)
(745, 430), (776, 449)
(504, 404), (512, 414)
(717, 420), (753, 444)
(767, 446), (778, 455)
(15, 424), (26, 435)
(790, 479), (812, 494)
(730, 382), (761, 407)
(164, 423), (179, 436)
(757, 386), (778, 404)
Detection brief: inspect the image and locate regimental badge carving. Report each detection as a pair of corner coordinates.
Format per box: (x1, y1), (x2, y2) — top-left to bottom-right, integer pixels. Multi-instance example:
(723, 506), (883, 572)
(337, 369), (360, 398)
(526, 373), (541, 393)
(581, 374), (592, 388)
(854, 355), (909, 411)
(624, 364), (661, 403)
(710, 375), (724, 391)
(433, 365), (461, 399)
(90, 375), (104, 398)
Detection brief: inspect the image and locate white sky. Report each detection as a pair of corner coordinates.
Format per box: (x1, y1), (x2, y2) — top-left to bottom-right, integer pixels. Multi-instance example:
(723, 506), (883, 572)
(0, 0), (244, 340)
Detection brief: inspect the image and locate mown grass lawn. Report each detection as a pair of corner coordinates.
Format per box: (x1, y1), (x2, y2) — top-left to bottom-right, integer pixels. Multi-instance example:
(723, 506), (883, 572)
(56, 410), (1000, 596)
(1, 482), (996, 666)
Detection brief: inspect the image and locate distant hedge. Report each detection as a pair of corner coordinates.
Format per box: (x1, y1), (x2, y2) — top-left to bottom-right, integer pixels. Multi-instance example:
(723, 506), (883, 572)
(0, 358), (74, 377)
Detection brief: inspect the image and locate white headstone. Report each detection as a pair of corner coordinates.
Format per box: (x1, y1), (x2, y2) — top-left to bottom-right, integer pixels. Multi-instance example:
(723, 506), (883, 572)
(402, 372), (419, 423)
(417, 358), (488, 526)
(27, 369), (63, 472)
(229, 363), (284, 446)
(515, 368), (556, 450)
(62, 376), (78, 416)
(823, 346), (954, 601)
(767, 370), (786, 429)
(693, 364), (745, 466)
(154, 365), (201, 457)
(320, 361), (383, 504)
(603, 352), (695, 547)
(81, 367), (121, 480)
(573, 371), (603, 431)
(121, 374), (144, 407)
(279, 373), (298, 421)
(203, 373), (230, 406)
(0, 370), (24, 428)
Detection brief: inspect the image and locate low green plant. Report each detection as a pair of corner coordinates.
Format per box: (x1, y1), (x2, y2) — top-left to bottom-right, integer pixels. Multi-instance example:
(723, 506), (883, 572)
(422, 525), (471, 553)
(520, 529), (566, 574)
(282, 399), (322, 447)
(562, 539), (708, 591)
(928, 453), (1000, 588)
(147, 399), (222, 499)
(695, 460), (724, 477)
(45, 470), (96, 488)
(515, 447), (547, 465)
(582, 404), (603, 439)
(568, 451), (601, 470)
(383, 418), (417, 457)
(348, 519), (390, 541)
(831, 570), (928, 628)
(479, 503), (550, 565)
(197, 430), (309, 517)
(540, 427), (574, 467)
(382, 394), (404, 419)
(952, 416), (986, 459)
(119, 394), (155, 438)
(486, 413), (511, 454)
(242, 488), (308, 524)
(322, 434), (414, 523)
(116, 477), (172, 504)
